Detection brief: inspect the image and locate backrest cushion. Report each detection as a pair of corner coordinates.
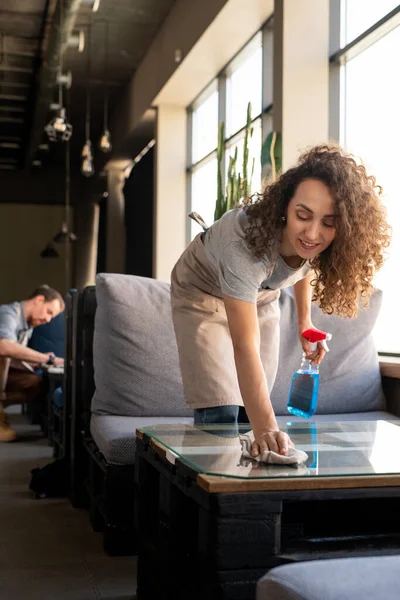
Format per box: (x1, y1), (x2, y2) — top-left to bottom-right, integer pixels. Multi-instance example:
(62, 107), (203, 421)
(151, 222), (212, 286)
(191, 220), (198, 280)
(29, 312), (65, 357)
(271, 288), (385, 415)
(92, 273), (191, 417)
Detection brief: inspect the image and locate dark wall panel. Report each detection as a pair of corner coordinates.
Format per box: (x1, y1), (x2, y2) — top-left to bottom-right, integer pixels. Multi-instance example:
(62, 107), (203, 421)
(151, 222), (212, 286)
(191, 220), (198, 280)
(124, 147), (154, 277)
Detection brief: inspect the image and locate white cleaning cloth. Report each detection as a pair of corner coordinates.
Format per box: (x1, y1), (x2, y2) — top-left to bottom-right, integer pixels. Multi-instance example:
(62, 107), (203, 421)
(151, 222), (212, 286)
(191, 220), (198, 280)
(239, 432), (308, 465)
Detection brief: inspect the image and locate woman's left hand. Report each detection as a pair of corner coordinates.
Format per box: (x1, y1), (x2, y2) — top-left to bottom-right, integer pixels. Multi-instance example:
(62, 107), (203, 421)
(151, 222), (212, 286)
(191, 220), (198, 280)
(297, 322), (327, 365)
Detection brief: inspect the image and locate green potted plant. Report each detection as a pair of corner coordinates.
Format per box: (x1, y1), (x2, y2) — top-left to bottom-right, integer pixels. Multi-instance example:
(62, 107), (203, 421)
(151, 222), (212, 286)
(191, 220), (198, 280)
(214, 101), (255, 221)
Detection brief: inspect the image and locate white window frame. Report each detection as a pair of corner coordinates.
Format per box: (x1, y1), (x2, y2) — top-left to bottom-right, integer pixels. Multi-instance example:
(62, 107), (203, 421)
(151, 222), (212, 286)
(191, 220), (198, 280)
(330, 1), (400, 356)
(187, 18), (273, 242)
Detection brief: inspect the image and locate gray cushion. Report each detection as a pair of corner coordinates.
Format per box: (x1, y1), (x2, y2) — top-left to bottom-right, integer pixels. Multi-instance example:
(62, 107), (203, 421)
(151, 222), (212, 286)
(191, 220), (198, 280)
(271, 288), (385, 416)
(257, 556), (400, 600)
(90, 414), (194, 465)
(92, 273), (192, 418)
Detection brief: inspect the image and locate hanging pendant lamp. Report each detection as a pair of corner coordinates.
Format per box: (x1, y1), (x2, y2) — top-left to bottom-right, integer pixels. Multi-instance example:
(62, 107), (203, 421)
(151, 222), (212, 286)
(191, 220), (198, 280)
(45, 0), (73, 142)
(99, 21), (112, 153)
(81, 21), (94, 176)
(40, 243), (60, 258)
(53, 222), (78, 243)
(54, 127), (78, 244)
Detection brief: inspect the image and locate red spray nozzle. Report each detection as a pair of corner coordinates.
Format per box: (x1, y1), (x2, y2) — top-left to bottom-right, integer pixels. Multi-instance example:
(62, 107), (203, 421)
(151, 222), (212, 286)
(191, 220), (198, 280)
(302, 328), (332, 352)
(302, 328), (332, 343)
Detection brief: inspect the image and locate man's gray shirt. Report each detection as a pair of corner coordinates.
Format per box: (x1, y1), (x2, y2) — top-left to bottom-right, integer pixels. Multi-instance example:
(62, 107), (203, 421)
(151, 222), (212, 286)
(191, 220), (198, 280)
(0, 302), (32, 346)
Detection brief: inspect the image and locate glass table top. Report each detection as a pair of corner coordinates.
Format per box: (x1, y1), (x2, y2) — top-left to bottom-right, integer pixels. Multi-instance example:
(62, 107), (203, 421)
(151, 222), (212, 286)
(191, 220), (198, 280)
(141, 420), (400, 480)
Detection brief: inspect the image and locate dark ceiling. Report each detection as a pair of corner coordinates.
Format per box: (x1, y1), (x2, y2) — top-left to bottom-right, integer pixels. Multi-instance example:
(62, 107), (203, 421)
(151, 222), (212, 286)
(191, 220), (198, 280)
(0, 0), (176, 173)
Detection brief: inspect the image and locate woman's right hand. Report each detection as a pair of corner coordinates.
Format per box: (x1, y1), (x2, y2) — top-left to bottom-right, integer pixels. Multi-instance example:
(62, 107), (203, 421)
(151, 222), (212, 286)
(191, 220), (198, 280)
(251, 429), (294, 457)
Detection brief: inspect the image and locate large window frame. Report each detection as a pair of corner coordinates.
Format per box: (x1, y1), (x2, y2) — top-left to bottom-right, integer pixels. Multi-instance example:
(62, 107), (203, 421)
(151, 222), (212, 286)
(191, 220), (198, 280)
(186, 18), (273, 242)
(330, 1), (400, 356)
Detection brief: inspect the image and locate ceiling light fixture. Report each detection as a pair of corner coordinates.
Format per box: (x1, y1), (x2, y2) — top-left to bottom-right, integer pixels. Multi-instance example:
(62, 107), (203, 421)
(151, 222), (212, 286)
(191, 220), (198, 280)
(56, 70), (73, 89)
(99, 21), (112, 153)
(53, 221), (78, 243)
(53, 132), (78, 244)
(40, 243), (60, 258)
(45, 107), (72, 142)
(81, 21), (94, 176)
(45, 0), (72, 142)
(68, 30), (85, 52)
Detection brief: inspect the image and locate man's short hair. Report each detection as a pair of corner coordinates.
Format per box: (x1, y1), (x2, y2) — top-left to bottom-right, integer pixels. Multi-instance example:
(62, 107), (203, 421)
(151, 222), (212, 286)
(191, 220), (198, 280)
(29, 285), (65, 312)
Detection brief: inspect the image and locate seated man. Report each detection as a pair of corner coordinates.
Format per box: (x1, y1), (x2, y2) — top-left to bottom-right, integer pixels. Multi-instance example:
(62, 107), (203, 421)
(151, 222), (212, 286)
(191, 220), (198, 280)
(0, 285), (64, 442)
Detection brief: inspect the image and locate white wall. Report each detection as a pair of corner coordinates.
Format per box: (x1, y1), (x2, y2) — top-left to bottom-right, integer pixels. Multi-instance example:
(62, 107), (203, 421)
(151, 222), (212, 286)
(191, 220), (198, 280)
(153, 106), (187, 282)
(274, 0), (330, 170)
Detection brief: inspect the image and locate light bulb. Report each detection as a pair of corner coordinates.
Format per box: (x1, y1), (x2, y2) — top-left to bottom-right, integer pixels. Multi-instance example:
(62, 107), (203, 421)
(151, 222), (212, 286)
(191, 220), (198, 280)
(81, 155), (95, 177)
(53, 118), (67, 133)
(53, 222), (78, 243)
(81, 139), (93, 158)
(99, 129), (112, 153)
(45, 108), (73, 142)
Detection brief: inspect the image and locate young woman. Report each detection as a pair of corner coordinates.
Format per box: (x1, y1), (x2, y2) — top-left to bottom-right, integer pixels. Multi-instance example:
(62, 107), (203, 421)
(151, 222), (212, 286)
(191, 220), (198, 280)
(171, 144), (391, 458)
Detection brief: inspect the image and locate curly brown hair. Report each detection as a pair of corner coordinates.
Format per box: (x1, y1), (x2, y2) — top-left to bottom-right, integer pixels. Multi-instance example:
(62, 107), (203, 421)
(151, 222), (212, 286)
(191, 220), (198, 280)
(243, 143), (391, 318)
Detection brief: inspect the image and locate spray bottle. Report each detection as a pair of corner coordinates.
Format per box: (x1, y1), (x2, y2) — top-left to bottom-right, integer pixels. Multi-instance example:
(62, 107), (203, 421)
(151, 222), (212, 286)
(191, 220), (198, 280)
(287, 328), (332, 418)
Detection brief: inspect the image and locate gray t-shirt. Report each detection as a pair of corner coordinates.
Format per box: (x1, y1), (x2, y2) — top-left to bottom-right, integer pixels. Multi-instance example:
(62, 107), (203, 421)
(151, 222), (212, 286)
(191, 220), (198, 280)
(0, 301), (32, 346)
(203, 208), (311, 303)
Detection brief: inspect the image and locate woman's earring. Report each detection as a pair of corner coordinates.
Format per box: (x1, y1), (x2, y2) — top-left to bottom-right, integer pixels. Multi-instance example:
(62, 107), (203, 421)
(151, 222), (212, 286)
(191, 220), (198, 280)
(281, 216), (286, 223)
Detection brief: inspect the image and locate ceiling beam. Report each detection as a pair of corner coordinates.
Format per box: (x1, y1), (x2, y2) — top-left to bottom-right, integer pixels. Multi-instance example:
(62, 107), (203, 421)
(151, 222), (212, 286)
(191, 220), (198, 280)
(0, 10), (43, 18)
(0, 135), (21, 141)
(0, 106), (25, 113)
(0, 116), (24, 124)
(0, 65), (33, 73)
(0, 94), (27, 101)
(0, 81), (30, 89)
(2, 50), (36, 59)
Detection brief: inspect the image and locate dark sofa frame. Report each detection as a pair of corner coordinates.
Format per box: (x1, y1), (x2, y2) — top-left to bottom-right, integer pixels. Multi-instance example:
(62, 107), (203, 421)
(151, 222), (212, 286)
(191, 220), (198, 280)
(69, 286), (136, 555)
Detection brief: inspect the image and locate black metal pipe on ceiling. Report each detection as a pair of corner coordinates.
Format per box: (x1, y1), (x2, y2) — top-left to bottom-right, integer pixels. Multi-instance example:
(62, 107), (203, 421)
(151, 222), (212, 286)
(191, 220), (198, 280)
(25, 0), (82, 167)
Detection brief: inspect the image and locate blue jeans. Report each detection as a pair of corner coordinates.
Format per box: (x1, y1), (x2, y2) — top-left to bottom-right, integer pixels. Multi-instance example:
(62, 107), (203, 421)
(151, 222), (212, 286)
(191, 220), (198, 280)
(194, 405), (250, 437)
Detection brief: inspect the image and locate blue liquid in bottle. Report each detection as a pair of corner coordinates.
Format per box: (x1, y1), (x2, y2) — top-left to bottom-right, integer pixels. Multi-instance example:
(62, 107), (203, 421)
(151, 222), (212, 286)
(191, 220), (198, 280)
(287, 356), (319, 419)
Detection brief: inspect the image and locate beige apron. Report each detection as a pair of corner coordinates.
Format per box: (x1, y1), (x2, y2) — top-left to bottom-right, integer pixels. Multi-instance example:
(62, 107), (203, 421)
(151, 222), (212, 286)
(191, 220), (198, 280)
(170, 233), (280, 410)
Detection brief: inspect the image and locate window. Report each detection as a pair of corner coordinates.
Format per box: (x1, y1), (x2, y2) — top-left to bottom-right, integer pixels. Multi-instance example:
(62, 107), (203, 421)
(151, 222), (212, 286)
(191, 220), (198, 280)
(226, 43), (262, 137)
(192, 88), (218, 164)
(190, 158), (218, 239)
(343, 0), (400, 45)
(188, 28), (270, 240)
(188, 82), (219, 239)
(336, 3), (400, 353)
